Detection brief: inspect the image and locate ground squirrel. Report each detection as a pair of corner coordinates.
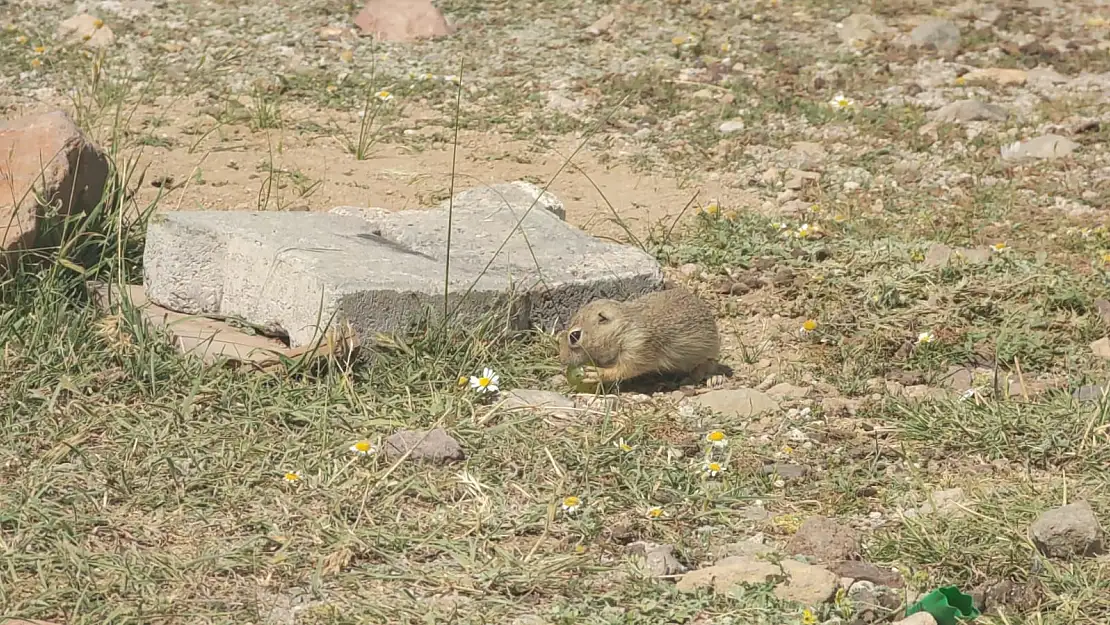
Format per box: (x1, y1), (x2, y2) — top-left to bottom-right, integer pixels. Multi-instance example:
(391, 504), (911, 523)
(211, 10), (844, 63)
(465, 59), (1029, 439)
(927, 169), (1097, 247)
(558, 288), (721, 386)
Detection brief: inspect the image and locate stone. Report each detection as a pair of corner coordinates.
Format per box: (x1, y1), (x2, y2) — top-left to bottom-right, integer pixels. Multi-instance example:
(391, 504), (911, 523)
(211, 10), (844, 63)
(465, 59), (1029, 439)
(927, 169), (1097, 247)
(918, 488), (968, 516)
(822, 396), (861, 416)
(1090, 337), (1110, 360)
(828, 560), (903, 588)
(786, 516), (861, 562)
(1008, 377), (1053, 400)
(1073, 384), (1108, 402)
(739, 503), (772, 522)
(785, 169), (820, 191)
(922, 243), (991, 268)
(766, 382), (812, 399)
(143, 181), (662, 348)
(848, 580), (903, 618)
(981, 578), (1043, 614)
(928, 100), (1009, 124)
(910, 19), (961, 54)
(545, 92), (586, 115)
(892, 613), (937, 625)
(1027, 67), (1068, 85)
(1, 110), (110, 258)
(500, 389), (575, 418)
(585, 12), (616, 37)
(1000, 134), (1079, 161)
(676, 554), (839, 605)
(1095, 299), (1110, 325)
(788, 142), (828, 169)
(718, 119), (745, 134)
(1030, 500), (1106, 558)
(383, 427), (465, 463)
(56, 14), (116, 49)
(837, 14), (892, 46)
(761, 463), (810, 481)
(627, 541), (687, 577)
(353, 0), (454, 42)
(941, 366), (974, 393)
(963, 68), (1028, 86)
(690, 388), (779, 418)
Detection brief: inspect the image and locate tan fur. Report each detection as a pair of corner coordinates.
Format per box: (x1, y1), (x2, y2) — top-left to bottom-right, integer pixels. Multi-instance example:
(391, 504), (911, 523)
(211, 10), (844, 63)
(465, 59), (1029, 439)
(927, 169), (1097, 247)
(558, 288), (720, 384)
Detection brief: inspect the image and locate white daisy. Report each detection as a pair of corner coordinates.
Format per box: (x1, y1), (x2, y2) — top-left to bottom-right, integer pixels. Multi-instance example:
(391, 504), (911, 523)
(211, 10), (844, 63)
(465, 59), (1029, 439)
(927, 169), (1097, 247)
(469, 367), (500, 394)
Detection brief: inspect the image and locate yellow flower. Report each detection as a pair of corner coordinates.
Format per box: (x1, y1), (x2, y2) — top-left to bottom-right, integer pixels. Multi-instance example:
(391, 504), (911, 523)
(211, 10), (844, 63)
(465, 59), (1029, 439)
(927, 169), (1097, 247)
(1101, 252), (1110, 264)
(15, 35), (28, 44)
(954, 76), (966, 85)
(30, 58), (41, 69)
(32, 45), (45, 54)
(782, 445), (793, 454)
(702, 202), (719, 215)
(283, 471), (302, 484)
(375, 89), (394, 102)
(795, 223), (819, 238)
(647, 506), (665, 520)
(720, 42), (731, 53)
(916, 331), (935, 344)
(702, 461), (725, 477)
(802, 608), (818, 625)
(671, 35), (687, 46)
(349, 440), (376, 456)
(829, 93), (854, 109)
(833, 213), (847, 223)
(705, 430), (728, 447)
(457, 375), (468, 387)
(991, 242), (1009, 252)
(561, 495), (582, 514)
(614, 438), (634, 452)
(326, 84), (338, 93)
(92, 18), (104, 29)
(339, 49), (354, 63)
(800, 319), (818, 334)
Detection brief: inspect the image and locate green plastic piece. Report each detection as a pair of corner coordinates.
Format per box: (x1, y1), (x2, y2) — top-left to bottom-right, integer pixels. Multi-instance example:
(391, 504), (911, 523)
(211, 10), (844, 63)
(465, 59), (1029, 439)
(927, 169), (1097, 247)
(905, 586), (980, 625)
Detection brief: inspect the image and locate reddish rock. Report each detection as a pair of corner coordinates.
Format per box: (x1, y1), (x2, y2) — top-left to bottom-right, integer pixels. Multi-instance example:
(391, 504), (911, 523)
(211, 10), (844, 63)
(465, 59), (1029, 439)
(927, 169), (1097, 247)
(353, 0), (454, 42)
(1, 110), (110, 259)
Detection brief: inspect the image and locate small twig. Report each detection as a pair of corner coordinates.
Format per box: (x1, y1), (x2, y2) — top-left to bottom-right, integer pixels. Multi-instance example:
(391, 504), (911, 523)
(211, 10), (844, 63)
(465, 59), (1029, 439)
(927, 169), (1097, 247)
(1013, 356), (1029, 402)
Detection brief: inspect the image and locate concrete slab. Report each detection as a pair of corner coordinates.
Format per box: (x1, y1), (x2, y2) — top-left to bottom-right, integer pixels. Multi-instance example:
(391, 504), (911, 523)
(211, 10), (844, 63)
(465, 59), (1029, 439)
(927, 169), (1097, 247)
(143, 181), (663, 348)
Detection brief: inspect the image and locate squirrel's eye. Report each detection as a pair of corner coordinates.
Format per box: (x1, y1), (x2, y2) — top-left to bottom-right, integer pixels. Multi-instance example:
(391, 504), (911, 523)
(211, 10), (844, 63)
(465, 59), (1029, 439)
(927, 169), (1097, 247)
(597, 312), (609, 324)
(568, 329), (582, 346)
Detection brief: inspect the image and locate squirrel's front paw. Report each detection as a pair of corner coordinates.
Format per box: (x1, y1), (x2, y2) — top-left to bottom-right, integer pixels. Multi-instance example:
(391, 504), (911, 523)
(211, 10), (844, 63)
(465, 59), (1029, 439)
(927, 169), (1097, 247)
(580, 365), (603, 385)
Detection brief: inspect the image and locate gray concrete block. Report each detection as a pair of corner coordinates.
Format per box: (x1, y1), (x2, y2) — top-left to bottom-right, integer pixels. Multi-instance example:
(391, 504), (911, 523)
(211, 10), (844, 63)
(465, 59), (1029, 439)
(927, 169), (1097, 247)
(333, 181), (663, 332)
(143, 181), (662, 348)
(143, 211), (526, 348)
